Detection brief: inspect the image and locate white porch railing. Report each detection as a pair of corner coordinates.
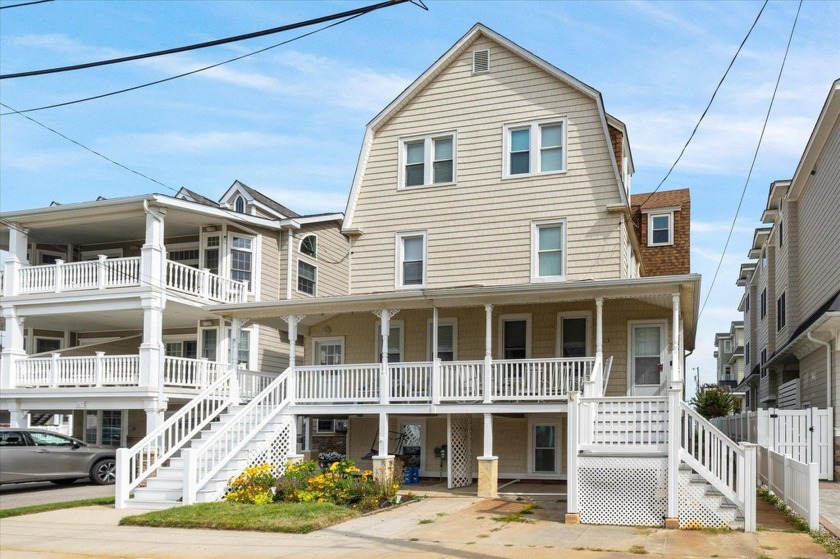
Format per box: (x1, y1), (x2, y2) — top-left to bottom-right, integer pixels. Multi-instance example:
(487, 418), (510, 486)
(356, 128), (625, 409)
(238, 369), (278, 399)
(15, 354), (222, 390)
(295, 364), (380, 404)
(115, 369), (236, 509)
(758, 447), (820, 530)
(492, 358), (594, 400)
(390, 362), (432, 402)
(578, 396), (669, 452)
(16, 257), (246, 303)
(439, 360), (483, 401)
(183, 368), (293, 505)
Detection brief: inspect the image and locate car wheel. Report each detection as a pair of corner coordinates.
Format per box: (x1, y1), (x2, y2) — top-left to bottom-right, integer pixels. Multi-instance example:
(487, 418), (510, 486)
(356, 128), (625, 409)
(90, 459), (116, 485)
(51, 479), (78, 485)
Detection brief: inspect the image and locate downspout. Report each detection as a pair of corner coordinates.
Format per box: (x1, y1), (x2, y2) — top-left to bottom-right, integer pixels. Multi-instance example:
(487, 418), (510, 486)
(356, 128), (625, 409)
(286, 229), (293, 300)
(807, 331), (832, 408)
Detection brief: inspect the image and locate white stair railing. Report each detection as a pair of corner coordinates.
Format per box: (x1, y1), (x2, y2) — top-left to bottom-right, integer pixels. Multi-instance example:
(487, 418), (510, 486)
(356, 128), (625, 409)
(680, 401), (756, 531)
(115, 369), (236, 508)
(183, 368), (292, 505)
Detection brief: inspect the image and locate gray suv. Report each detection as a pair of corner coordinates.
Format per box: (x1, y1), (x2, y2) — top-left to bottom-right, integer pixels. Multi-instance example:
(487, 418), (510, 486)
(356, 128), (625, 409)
(0, 429), (117, 485)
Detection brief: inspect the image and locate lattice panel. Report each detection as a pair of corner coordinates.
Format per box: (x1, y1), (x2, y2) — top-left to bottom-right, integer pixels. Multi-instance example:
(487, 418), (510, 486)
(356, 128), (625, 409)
(448, 414), (472, 489)
(246, 415), (294, 478)
(578, 456), (667, 526)
(678, 469), (738, 529)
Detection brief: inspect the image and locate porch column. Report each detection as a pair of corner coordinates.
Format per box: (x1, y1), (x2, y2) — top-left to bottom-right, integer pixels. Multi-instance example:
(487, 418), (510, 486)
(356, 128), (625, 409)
(374, 309), (398, 405)
(432, 307), (441, 405)
(372, 412), (395, 485)
(1, 308), (25, 389)
(228, 317), (242, 403)
(591, 297), (605, 397)
(477, 412), (498, 498)
(671, 293), (681, 383)
(9, 408), (28, 429)
(3, 223), (27, 298)
(138, 294), (165, 390)
(144, 397), (167, 434)
(483, 304), (493, 404)
(281, 315), (303, 405)
(565, 391), (580, 524)
(141, 204), (166, 291)
(285, 229), (294, 300)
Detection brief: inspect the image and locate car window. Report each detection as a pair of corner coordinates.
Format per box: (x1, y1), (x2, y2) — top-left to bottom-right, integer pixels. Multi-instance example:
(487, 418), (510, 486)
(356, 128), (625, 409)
(29, 432), (74, 446)
(0, 432), (26, 446)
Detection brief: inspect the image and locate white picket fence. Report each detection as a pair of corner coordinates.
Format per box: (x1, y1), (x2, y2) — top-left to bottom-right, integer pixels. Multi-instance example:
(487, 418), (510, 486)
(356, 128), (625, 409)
(757, 447), (820, 530)
(712, 407), (833, 480)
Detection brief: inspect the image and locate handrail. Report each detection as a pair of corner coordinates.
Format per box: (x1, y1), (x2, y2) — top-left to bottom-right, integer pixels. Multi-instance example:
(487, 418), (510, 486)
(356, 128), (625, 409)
(679, 401), (744, 506)
(115, 368), (235, 509)
(602, 356), (614, 394)
(184, 368), (292, 504)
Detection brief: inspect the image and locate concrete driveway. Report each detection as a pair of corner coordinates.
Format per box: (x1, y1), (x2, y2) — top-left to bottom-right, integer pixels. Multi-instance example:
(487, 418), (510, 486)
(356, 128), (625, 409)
(0, 480), (114, 510)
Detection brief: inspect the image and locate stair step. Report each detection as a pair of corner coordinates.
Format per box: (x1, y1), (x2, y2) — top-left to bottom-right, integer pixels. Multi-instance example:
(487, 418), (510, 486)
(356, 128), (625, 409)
(124, 499), (181, 510)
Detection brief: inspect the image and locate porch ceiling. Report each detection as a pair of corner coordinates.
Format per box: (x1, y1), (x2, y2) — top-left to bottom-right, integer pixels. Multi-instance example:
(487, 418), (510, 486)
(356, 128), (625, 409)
(211, 274), (701, 346)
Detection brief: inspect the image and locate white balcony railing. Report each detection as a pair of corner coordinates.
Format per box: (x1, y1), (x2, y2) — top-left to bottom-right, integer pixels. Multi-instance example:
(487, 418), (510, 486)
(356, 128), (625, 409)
(293, 357), (595, 405)
(14, 354), (225, 390)
(15, 257), (246, 303)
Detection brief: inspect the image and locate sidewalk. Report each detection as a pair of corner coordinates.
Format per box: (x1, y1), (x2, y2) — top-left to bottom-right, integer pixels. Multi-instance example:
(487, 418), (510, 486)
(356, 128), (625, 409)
(0, 491), (832, 559)
(820, 480), (840, 537)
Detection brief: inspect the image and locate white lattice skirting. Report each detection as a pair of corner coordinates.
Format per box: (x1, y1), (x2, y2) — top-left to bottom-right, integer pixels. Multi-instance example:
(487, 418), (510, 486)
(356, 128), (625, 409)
(246, 415), (294, 478)
(448, 414), (472, 489)
(578, 455), (667, 526)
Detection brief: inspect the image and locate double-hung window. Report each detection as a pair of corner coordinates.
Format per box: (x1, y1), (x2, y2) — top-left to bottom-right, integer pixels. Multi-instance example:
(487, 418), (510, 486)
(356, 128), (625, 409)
(648, 212), (673, 246)
(427, 319), (457, 361)
(396, 232), (426, 288)
(298, 260), (316, 295)
(531, 220), (566, 282)
(230, 235), (254, 290)
(400, 133), (455, 188)
(503, 118), (566, 178)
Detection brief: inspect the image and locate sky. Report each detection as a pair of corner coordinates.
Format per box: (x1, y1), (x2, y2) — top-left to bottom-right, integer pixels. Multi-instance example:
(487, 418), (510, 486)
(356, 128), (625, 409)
(1, 0), (838, 396)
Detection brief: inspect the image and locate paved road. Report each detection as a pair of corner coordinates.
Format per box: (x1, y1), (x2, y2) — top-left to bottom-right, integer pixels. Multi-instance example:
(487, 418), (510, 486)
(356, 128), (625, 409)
(0, 480), (114, 510)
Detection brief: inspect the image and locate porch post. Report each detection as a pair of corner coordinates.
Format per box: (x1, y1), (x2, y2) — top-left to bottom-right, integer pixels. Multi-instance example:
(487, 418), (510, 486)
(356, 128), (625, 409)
(593, 297), (604, 396)
(1, 308), (25, 389)
(375, 310), (398, 405)
(141, 204), (166, 291)
(483, 304), (493, 404)
(671, 293), (681, 383)
(139, 294), (165, 390)
(4, 223), (28, 295)
(566, 391), (580, 524)
(144, 398), (166, 434)
(477, 412), (498, 498)
(9, 408), (28, 428)
(54, 259), (64, 293)
(282, 315), (302, 404)
(97, 254), (108, 289)
(432, 306), (441, 405)
(228, 317), (241, 403)
(373, 412), (395, 485)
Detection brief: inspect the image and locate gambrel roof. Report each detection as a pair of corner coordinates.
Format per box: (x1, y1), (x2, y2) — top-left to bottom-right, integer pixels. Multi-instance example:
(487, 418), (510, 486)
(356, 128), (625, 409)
(343, 23), (630, 230)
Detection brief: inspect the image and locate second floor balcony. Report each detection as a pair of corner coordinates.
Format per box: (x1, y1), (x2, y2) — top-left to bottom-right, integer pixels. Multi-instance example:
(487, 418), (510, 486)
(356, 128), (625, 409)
(13, 257), (247, 304)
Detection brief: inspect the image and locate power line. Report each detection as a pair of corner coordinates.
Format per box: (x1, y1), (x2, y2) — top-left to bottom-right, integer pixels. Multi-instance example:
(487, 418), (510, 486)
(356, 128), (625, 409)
(0, 0), (53, 9)
(0, 0), (411, 80)
(635, 0), (768, 209)
(0, 102), (177, 192)
(0, 12), (365, 116)
(698, 0), (802, 320)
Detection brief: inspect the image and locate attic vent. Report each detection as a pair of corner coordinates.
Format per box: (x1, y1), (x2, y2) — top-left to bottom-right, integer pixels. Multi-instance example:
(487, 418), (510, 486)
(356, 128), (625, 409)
(472, 49), (490, 74)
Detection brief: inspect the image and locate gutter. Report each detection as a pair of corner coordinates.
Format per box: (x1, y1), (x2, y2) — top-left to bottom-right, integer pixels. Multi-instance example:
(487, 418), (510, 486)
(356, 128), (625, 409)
(807, 330), (832, 408)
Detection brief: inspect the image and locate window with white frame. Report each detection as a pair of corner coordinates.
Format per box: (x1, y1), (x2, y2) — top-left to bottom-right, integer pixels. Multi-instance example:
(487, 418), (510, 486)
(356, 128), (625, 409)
(499, 315), (531, 359)
(226, 328), (252, 369)
(723, 339), (732, 354)
(396, 232), (426, 288)
(230, 234), (254, 289)
(298, 260), (316, 295)
(312, 337), (344, 366)
(375, 321), (403, 363)
(202, 234), (220, 275)
(724, 366), (732, 379)
(201, 328), (218, 361)
(427, 319), (457, 361)
(34, 337), (62, 354)
(557, 312), (590, 358)
(503, 119), (566, 178)
(648, 212), (673, 246)
(533, 424), (557, 473)
(400, 133), (455, 188)
(300, 235), (317, 258)
(234, 195), (246, 213)
(531, 220), (566, 281)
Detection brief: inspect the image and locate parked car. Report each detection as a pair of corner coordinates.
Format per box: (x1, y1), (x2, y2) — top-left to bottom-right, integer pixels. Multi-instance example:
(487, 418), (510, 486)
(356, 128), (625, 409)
(0, 428), (117, 485)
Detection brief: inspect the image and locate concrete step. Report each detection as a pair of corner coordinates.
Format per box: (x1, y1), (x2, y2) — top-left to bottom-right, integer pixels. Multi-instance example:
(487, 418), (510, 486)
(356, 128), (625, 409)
(132, 486), (184, 501)
(124, 498), (181, 510)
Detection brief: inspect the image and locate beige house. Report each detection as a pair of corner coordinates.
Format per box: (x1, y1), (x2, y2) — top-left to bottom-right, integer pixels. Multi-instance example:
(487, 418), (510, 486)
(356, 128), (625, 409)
(0, 181), (346, 446)
(733, 79), (840, 478)
(715, 321), (745, 391)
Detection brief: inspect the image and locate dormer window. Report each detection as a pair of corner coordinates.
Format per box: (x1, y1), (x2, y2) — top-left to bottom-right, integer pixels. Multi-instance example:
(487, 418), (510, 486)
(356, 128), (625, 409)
(234, 196), (246, 213)
(648, 212), (673, 246)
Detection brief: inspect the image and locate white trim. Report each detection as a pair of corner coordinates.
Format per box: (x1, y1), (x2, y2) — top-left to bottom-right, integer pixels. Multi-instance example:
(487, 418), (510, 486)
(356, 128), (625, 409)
(502, 118), (568, 179)
(472, 48), (490, 74)
(527, 416), (561, 475)
(311, 336), (345, 366)
(627, 320), (667, 396)
(200, 326), (220, 361)
(299, 234), (318, 258)
(640, 205), (681, 215)
(295, 213), (344, 225)
(497, 313), (532, 359)
(228, 231), (258, 296)
(395, 231), (427, 289)
(296, 257), (318, 297)
(555, 311), (592, 357)
(426, 317), (458, 361)
(397, 131), (457, 190)
(530, 219), (567, 282)
(374, 320), (404, 362)
(647, 211), (674, 247)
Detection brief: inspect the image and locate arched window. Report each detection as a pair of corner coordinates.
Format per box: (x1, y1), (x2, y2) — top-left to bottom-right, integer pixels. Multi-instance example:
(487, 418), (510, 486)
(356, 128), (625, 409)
(300, 235), (317, 258)
(234, 196), (246, 213)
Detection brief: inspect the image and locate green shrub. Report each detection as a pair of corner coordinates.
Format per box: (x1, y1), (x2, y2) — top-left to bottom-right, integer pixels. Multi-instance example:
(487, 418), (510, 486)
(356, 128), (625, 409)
(225, 464), (277, 505)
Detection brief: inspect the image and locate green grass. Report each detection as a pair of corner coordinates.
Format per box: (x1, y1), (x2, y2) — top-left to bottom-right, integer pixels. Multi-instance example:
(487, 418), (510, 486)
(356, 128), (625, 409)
(119, 501), (358, 534)
(0, 497), (115, 519)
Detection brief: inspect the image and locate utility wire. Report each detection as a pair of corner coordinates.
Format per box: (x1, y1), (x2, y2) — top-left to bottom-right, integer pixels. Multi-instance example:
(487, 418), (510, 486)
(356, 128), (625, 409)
(0, 12), (365, 116)
(0, 0), (53, 9)
(635, 0), (768, 209)
(0, 0), (410, 79)
(698, 0), (802, 320)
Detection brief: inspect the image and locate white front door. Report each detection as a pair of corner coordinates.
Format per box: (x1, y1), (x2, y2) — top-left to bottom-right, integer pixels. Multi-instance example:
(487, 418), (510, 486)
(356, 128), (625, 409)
(630, 323), (667, 396)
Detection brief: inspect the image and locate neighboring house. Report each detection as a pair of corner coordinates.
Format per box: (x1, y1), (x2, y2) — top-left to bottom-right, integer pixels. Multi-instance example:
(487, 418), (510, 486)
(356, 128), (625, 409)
(714, 321), (744, 391)
(0, 181), (346, 446)
(188, 25), (748, 530)
(732, 79), (840, 479)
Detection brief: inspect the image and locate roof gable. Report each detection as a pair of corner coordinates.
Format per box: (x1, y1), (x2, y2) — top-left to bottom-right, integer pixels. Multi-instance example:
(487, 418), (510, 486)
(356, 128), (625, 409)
(219, 180), (300, 219)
